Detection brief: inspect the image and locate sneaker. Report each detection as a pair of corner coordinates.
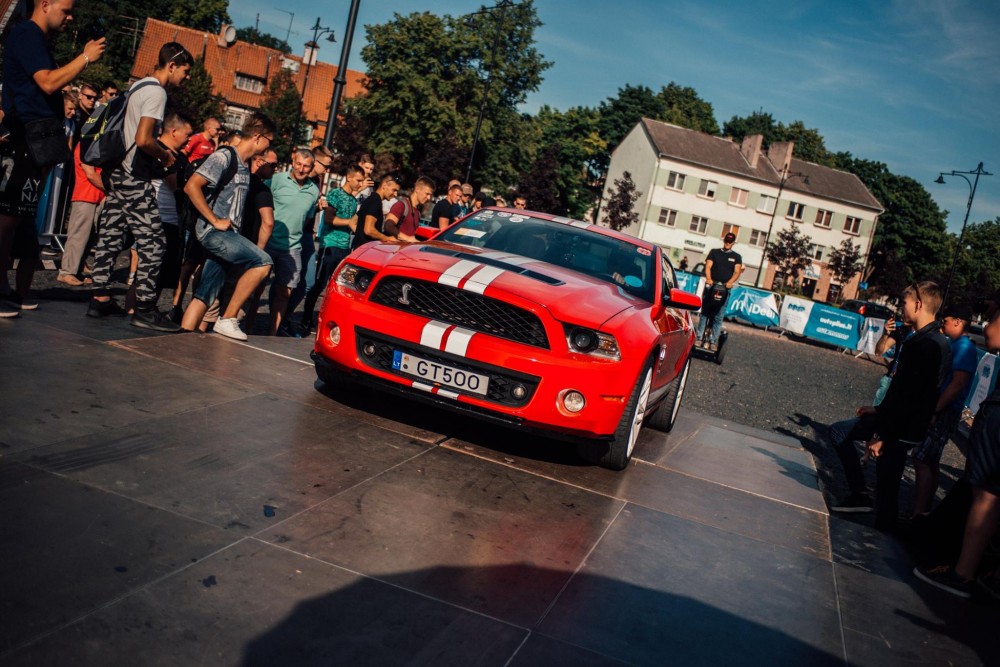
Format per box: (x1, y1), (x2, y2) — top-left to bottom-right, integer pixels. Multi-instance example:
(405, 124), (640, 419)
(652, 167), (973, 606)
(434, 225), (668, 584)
(913, 565), (973, 599)
(276, 324), (304, 338)
(86, 298), (127, 318)
(831, 492), (874, 513)
(0, 291), (38, 311)
(168, 305), (184, 324)
(131, 308), (182, 333)
(213, 317), (248, 341)
(0, 303), (19, 318)
(57, 273), (86, 287)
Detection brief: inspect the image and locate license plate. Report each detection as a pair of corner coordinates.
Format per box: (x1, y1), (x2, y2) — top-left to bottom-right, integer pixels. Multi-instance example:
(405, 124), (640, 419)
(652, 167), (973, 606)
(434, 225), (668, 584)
(392, 351), (489, 396)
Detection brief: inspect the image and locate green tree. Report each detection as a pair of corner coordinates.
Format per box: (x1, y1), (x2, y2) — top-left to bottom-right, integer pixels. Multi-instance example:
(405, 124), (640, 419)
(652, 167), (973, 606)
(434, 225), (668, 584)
(834, 154), (950, 297)
(518, 145), (564, 216)
(602, 171), (641, 231)
(658, 82), (719, 135)
(328, 101), (371, 173)
(258, 68), (308, 159)
(827, 239), (863, 303)
(532, 105), (606, 218)
(766, 226), (813, 291)
(948, 217), (1000, 307)
(168, 0), (231, 33)
(168, 58), (226, 128)
(353, 4), (549, 187)
(235, 27), (290, 54)
(723, 111), (833, 166)
(722, 110), (781, 145)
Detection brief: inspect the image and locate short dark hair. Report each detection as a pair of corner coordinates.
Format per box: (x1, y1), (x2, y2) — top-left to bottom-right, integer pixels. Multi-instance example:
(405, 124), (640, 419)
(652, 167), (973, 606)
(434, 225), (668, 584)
(243, 113), (277, 139)
(358, 153), (374, 165)
(448, 183), (463, 193)
(161, 112), (192, 132)
(101, 80), (119, 92)
(345, 164), (364, 177)
(157, 42), (194, 69)
(415, 176), (436, 192)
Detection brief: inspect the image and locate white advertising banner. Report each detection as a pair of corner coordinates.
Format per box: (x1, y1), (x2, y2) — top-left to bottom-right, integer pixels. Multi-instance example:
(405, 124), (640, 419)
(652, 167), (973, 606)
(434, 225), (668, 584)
(967, 353), (998, 415)
(779, 296), (813, 335)
(857, 318), (887, 356)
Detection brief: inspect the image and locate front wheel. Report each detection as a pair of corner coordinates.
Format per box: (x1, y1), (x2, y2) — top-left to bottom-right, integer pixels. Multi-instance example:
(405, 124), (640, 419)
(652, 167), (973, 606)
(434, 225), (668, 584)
(647, 357), (690, 433)
(577, 362), (652, 470)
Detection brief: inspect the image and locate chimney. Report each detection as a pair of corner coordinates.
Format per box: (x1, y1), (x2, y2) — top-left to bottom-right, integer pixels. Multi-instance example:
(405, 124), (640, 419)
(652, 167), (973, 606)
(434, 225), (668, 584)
(767, 141), (795, 173)
(304, 41), (319, 67)
(740, 134), (762, 168)
(218, 24), (236, 48)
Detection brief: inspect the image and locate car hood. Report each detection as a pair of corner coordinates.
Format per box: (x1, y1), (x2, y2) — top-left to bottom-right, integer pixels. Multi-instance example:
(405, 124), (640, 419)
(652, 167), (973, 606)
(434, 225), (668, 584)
(366, 241), (647, 327)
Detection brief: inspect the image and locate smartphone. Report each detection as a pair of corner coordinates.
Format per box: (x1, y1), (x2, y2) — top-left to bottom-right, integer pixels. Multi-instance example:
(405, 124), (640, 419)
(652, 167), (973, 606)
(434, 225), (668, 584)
(88, 17), (107, 41)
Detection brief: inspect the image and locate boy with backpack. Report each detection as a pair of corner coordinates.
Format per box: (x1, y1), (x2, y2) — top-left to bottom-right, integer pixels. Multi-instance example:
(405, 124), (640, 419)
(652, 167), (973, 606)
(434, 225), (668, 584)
(85, 42), (192, 331)
(178, 114), (276, 340)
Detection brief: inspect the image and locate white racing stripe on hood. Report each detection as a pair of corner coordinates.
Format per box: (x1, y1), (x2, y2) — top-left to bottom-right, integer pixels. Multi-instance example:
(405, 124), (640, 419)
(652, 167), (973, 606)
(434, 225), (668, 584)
(463, 265), (505, 294)
(420, 321), (451, 349)
(444, 327), (476, 356)
(439, 259), (481, 287)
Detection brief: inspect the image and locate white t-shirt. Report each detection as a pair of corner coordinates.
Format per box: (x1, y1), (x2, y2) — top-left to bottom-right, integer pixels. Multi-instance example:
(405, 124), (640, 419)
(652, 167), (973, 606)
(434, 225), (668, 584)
(122, 77), (166, 175)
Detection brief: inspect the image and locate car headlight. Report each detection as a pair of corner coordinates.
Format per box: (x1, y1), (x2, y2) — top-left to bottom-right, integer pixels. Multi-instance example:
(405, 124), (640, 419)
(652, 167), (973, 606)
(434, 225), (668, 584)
(335, 263), (377, 293)
(564, 325), (621, 361)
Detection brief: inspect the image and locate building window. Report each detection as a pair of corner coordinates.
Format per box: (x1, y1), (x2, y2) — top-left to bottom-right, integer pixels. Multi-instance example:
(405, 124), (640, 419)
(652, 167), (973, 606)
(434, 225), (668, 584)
(787, 201), (805, 221)
(234, 73), (265, 94)
(224, 108), (248, 130)
(749, 229), (767, 247)
(757, 195), (776, 215)
(666, 171), (686, 191)
(721, 223), (740, 240)
(810, 244), (824, 260)
(729, 187), (748, 207)
(689, 216), (708, 234)
(844, 216), (862, 235)
(697, 179), (717, 199)
(814, 209), (832, 228)
(657, 208), (677, 226)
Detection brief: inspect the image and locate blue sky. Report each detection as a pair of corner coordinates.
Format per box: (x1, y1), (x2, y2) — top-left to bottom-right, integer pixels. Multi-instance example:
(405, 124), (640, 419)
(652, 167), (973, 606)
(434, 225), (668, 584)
(230, 0), (999, 233)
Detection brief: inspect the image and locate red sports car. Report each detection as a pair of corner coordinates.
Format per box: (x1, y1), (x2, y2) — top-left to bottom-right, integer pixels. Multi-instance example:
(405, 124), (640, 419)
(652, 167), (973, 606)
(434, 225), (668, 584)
(311, 208), (701, 469)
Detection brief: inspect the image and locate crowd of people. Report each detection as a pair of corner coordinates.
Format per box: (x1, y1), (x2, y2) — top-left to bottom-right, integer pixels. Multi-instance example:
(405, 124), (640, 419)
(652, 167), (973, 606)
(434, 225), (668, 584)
(3, 0), (998, 606)
(0, 3), (528, 337)
(824, 281), (1000, 602)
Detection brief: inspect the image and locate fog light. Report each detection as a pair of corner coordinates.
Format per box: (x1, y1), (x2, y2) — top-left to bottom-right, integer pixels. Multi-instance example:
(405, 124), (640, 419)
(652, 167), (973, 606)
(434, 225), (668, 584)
(512, 384), (527, 400)
(562, 390), (586, 413)
(326, 323), (341, 346)
(362, 342), (377, 358)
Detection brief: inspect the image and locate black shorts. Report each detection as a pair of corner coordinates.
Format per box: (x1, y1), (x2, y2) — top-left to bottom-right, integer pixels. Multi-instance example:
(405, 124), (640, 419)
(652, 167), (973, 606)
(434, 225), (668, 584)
(0, 138), (46, 220)
(157, 224), (182, 290)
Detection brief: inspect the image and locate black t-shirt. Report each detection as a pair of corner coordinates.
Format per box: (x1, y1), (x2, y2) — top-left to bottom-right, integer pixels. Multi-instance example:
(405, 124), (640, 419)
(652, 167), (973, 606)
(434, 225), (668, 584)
(1, 21), (62, 127)
(706, 248), (742, 284)
(352, 193), (384, 250)
(240, 174), (275, 245)
(431, 198), (455, 228)
(131, 138), (172, 181)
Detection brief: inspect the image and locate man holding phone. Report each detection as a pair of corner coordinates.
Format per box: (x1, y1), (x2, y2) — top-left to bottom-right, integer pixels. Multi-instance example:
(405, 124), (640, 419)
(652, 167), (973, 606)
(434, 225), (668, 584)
(1, 0), (105, 318)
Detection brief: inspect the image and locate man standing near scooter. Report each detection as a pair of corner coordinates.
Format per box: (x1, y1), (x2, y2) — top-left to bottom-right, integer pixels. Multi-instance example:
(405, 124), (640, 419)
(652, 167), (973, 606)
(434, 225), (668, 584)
(695, 232), (743, 351)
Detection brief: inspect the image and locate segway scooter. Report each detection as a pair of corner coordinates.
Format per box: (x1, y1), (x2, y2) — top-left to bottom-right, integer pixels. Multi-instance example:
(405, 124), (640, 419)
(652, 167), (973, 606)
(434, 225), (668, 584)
(694, 282), (729, 365)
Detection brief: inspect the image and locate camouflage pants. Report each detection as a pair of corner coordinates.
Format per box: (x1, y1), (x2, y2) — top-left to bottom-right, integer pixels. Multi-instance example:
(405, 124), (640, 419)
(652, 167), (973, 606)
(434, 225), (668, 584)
(91, 171), (164, 305)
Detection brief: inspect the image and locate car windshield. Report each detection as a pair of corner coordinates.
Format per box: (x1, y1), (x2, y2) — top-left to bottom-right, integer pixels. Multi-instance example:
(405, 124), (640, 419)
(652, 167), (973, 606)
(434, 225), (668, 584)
(437, 210), (656, 302)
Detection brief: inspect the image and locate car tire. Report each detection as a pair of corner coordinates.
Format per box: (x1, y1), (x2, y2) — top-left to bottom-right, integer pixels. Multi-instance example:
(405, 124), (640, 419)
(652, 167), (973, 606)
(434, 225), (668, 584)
(647, 357), (690, 433)
(578, 362), (652, 471)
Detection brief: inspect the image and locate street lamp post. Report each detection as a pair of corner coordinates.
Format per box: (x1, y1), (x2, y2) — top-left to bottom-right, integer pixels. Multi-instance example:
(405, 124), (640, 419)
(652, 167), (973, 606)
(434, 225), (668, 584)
(302, 18), (336, 104)
(464, 0), (518, 185)
(754, 167), (808, 288)
(323, 0), (361, 151)
(935, 162), (991, 305)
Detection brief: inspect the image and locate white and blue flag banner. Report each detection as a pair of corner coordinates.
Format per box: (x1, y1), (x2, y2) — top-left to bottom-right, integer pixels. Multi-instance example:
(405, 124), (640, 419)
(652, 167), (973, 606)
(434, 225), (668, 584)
(724, 286), (779, 327)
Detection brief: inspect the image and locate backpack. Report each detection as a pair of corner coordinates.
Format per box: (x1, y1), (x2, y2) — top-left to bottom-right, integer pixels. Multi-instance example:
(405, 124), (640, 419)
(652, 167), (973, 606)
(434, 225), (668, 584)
(79, 80), (159, 168)
(179, 146), (241, 234)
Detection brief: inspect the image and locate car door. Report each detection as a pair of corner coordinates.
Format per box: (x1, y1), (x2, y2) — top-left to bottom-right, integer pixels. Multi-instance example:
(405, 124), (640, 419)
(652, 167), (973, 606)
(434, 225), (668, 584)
(651, 251), (690, 391)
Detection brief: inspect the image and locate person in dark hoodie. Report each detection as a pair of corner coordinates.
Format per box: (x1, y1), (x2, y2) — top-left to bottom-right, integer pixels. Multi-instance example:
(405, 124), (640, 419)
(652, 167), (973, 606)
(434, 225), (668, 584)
(863, 281), (951, 531)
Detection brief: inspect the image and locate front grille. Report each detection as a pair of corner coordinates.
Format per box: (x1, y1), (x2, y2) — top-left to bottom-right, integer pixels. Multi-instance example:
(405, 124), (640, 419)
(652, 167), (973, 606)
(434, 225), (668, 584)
(370, 277), (549, 349)
(356, 328), (539, 407)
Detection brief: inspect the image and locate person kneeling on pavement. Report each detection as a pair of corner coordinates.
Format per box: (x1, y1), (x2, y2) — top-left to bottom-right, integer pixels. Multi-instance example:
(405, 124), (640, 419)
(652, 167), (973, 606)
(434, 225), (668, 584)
(179, 114), (276, 340)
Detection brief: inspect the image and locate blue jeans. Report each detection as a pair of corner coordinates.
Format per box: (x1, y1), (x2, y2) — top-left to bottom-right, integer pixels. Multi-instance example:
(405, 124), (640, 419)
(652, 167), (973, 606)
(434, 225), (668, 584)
(695, 310), (724, 345)
(194, 226), (272, 307)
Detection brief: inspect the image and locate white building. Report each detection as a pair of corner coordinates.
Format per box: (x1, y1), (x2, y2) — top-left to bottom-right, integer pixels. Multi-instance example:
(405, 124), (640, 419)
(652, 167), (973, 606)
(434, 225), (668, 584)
(603, 119), (883, 302)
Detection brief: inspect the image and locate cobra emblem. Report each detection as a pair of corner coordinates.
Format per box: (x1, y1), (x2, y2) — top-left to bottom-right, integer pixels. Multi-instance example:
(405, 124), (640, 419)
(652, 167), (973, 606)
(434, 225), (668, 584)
(398, 283), (413, 306)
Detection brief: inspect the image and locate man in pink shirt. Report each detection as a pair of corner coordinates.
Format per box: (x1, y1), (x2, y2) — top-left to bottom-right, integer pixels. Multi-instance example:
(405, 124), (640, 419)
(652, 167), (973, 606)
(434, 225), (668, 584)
(181, 117), (220, 162)
(58, 143), (104, 286)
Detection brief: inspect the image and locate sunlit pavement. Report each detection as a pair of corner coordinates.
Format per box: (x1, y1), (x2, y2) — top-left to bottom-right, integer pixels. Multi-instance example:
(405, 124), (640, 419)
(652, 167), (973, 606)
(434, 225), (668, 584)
(1, 307), (996, 666)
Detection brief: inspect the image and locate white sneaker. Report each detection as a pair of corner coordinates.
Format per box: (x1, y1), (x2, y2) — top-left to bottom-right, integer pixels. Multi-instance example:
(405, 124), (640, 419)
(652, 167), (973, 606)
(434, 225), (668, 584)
(213, 317), (248, 341)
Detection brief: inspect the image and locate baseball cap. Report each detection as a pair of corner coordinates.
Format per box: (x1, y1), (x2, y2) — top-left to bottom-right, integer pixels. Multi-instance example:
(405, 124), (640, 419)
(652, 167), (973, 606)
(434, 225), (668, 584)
(941, 303), (973, 321)
(723, 232), (736, 243)
(461, 183), (474, 196)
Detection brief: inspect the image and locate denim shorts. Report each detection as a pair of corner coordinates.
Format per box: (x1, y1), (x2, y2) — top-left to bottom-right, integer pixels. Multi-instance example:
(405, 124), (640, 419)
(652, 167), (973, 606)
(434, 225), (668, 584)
(198, 225), (272, 270)
(269, 248), (302, 289)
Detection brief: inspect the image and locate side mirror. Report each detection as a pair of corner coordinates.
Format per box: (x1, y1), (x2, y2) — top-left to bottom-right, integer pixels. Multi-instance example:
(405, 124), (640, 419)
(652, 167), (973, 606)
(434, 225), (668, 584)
(665, 288), (701, 311)
(414, 224), (440, 241)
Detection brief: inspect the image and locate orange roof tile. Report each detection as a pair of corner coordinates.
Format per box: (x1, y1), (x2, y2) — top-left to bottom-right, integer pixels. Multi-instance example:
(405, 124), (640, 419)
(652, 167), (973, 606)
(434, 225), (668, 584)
(131, 18), (365, 144)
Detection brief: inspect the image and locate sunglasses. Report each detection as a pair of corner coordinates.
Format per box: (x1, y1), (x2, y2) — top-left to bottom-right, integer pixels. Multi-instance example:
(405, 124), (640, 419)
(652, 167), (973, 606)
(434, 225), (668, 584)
(80, 93), (97, 101)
